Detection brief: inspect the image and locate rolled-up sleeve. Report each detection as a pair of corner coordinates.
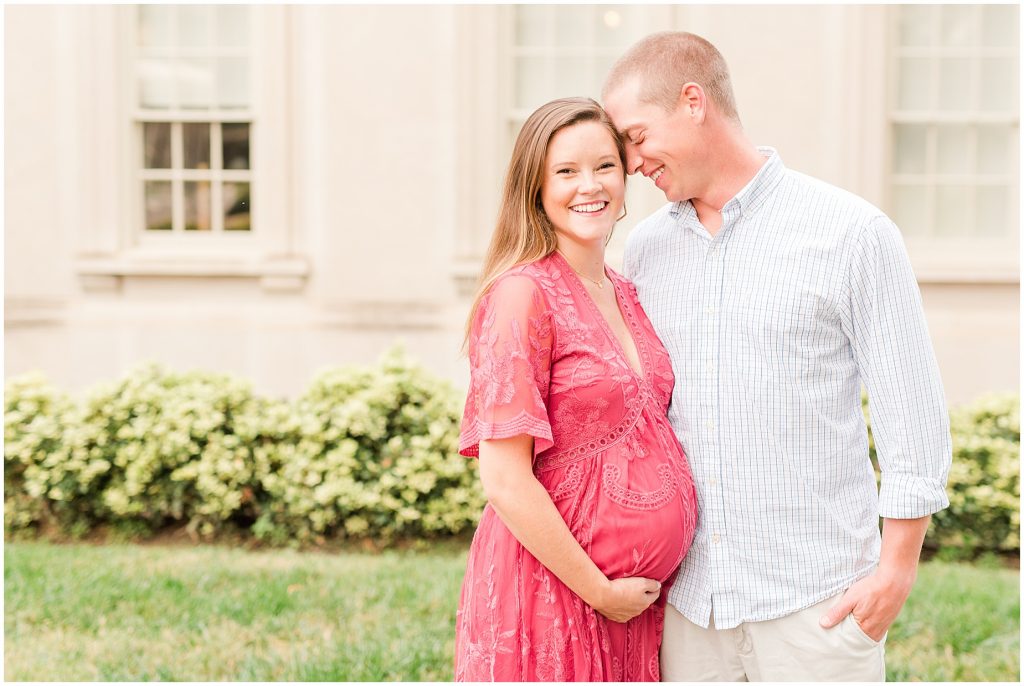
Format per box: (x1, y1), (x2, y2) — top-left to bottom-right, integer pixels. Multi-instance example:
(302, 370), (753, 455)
(842, 216), (952, 519)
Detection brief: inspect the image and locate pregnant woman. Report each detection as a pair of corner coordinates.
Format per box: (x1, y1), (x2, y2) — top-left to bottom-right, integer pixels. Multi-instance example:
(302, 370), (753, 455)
(455, 97), (698, 681)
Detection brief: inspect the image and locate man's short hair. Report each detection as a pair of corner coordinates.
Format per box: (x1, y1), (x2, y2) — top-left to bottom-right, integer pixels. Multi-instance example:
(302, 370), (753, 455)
(603, 31), (740, 124)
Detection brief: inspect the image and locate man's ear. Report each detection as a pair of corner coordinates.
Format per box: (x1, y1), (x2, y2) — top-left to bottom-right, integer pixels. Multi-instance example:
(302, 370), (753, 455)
(677, 82), (707, 122)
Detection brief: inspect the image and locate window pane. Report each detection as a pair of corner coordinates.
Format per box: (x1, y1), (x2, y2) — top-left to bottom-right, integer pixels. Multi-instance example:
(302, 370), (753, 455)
(981, 5), (1018, 47)
(976, 186), (1009, 237)
(145, 181), (173, 231)
(223, 182), (251, 231)
(940, 5), (975, 48)
(893, 124), (928, 174)
(936, 125), (970, 175)
(935, 184), (973, 237)
(178, 5), (213, 49)
(143, 122), (171, 169)
(892, 184), (929, 236)
(979, 57), (1018, 112)
(184, 181), (212, 231)
(179, 58), (214, 109)
(515, 6), (548, 47)
(555, 5), (591, 47)
(138, 5), (174, 48)
(515, 55), (549, 110)
(222, 123), (250, 170)
(938, 58), (971, 112)
(898, 5), (936, 47)
(976, 125), (1015, 175)
(555, 56), (594, 98)
(138, 58), (175, 109)
(897, 58), (931, 110)
(217, 57), (250, 109)
(596, 6), (645, 47)
(183, 123), (211, 169)
(217, 5), (249, 48)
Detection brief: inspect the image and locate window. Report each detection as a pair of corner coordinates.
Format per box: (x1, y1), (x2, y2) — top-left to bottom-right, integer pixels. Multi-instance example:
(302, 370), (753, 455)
(888, 5), (1019, 250)
(136, 5), (253, 235)
(75, 5), (305, 292)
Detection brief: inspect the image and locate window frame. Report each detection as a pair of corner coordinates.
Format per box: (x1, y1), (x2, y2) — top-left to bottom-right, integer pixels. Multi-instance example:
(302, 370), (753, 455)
(75, 5), (307, 291)
(884, 4), (1019, 283)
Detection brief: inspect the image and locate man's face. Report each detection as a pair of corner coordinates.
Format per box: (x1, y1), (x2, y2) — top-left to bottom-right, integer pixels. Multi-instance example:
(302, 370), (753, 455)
(603, 78), (701, 203)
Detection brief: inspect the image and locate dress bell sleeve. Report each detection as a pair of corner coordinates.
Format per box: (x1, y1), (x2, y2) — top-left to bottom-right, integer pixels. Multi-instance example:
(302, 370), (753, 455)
(459, 273), (555, 460)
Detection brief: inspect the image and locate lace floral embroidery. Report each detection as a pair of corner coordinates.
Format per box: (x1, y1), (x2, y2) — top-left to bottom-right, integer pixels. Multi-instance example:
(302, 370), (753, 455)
(550, 462), (584, 501)
(601, 463), (679, 511)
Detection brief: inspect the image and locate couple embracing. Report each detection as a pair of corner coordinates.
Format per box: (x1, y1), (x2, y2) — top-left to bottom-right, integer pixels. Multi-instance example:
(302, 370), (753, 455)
(455, 32), (951, 682)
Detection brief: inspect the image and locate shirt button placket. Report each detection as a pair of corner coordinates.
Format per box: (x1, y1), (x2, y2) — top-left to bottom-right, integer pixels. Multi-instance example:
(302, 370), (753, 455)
(701, 237), (727, 605)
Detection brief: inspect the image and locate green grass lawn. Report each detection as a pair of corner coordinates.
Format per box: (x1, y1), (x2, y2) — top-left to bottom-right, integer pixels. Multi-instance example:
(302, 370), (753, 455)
(3, 542), (1019, 681)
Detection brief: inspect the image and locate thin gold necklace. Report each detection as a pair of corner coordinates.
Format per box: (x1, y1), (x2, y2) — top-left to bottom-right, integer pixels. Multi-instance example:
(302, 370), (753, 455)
(556, 249), (606, 289)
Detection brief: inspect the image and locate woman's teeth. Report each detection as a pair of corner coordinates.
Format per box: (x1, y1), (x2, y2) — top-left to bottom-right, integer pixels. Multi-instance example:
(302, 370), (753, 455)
(571, 202), (607, 213)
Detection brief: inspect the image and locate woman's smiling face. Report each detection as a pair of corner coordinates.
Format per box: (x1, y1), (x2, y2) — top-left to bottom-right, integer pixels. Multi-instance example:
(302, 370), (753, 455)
(540, 120), (626, 248)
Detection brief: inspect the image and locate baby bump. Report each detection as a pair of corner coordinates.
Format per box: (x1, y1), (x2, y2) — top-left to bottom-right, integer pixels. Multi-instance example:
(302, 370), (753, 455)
(592, 459), (696, 582)
(545, 451), (697, 584)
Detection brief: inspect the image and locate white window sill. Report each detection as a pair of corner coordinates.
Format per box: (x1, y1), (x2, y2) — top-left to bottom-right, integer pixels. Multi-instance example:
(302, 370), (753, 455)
(75, 254), (310, 292)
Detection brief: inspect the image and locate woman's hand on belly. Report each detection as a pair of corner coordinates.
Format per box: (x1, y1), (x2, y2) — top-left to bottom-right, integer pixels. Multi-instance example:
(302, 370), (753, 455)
(592, 576), (662, 623)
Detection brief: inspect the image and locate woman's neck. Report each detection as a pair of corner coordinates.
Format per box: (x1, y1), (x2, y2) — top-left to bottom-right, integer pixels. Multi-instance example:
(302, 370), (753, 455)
(555, 239), (606, 283)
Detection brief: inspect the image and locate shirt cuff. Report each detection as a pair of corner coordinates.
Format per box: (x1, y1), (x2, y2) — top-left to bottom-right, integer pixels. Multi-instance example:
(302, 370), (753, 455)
(878, 472), (950, 519)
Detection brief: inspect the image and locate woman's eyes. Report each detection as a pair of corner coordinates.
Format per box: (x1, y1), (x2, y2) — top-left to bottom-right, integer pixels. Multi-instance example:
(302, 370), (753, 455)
(555, 162), (617, 175)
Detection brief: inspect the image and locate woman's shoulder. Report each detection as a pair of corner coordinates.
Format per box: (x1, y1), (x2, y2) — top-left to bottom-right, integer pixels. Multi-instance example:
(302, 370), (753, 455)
(489, 254), (560, 301)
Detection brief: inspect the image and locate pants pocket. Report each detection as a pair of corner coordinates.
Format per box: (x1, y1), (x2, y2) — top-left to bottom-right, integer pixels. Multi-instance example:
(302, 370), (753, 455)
(844, 613), (885, 647)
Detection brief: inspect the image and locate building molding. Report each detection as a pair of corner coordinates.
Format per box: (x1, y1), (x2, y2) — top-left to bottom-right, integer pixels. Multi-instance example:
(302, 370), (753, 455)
(317, 300), (446, 331)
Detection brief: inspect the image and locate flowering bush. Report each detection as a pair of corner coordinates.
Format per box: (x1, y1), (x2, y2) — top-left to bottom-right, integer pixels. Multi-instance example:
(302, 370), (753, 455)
(6, 354), (1017, 555)
(865, 392), (1019, 555)
(932, 394), (1019, 554)
(4, 346), (485, 544)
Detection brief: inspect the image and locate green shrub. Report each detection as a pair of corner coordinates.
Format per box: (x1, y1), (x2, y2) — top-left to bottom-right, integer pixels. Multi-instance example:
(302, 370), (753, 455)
(4, 373), (77, 531)
(865, 393), (1020, 555)
(250, 349), (483, 544)
(5, 354), (1017, 554)
(934, 394), (1019, 554)
(4, 347), (485, 545)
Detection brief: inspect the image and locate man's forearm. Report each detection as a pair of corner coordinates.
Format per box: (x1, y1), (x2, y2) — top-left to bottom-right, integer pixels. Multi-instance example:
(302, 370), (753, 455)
(876, 515), (931, 591)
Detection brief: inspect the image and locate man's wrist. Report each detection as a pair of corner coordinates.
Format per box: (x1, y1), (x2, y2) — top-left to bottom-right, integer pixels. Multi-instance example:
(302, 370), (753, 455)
(874, 560), (917, 595)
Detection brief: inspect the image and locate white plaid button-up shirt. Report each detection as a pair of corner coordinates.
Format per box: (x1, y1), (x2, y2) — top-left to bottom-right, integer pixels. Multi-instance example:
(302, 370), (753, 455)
(623, 148), (951, 630)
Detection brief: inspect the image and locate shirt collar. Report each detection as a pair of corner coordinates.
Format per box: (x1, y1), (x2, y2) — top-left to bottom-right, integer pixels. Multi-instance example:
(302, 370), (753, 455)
(669, 146), (785, 220)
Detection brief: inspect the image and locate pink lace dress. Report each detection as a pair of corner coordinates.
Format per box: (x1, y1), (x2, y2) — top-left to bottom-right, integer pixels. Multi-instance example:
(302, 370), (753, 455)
(456, 252), (698, 681)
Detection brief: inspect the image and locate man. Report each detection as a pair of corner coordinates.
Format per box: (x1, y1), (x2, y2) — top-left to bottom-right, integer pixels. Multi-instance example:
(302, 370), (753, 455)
(602, 32), (952, 681)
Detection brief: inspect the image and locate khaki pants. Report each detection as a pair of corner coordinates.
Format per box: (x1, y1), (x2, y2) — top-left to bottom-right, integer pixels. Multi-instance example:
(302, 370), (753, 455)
(661, 594), (886, 681)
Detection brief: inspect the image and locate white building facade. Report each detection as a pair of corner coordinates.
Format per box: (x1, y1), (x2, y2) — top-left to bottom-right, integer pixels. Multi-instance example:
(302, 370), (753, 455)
(5, 4), (1019, 405)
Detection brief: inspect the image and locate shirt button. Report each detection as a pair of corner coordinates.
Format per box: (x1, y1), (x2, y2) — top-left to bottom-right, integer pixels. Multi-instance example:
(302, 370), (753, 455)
(712, 534), (721, 544)
(706, 362), (715, 373)
(705, 306), (716, 315)
(705, 419), (715, 431)
(708, 477), (718, 487)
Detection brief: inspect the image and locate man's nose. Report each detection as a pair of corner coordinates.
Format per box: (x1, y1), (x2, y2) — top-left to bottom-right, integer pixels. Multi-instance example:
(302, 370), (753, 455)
(625, 143), (643, 175)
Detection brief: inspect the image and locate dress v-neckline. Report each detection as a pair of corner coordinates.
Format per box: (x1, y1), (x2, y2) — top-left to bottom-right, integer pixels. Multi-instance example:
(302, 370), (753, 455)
(551, 251), (647, 383)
